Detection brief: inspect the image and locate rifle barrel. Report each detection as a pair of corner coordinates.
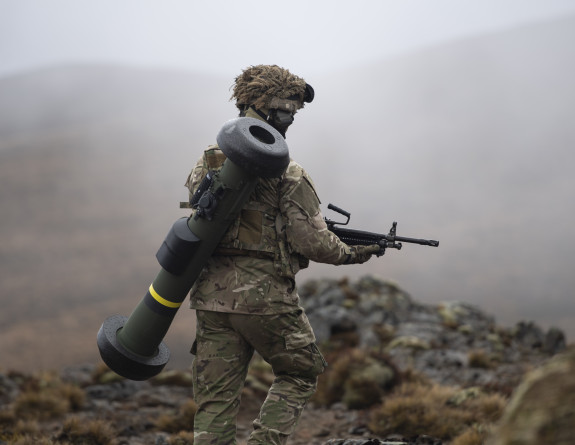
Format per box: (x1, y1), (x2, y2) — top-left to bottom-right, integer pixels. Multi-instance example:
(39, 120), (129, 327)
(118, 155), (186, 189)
(330, 227), (439, 247)
(395, 236), (439, 247)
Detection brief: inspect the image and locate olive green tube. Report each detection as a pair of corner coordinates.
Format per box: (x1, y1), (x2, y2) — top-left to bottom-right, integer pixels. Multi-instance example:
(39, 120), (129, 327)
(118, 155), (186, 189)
(97, 117), (289, 380)
(116, 160), (259, 358)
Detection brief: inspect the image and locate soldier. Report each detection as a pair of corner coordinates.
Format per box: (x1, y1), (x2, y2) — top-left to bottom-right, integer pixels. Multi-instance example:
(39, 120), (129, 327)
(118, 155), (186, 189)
(185, 65), (380, 445)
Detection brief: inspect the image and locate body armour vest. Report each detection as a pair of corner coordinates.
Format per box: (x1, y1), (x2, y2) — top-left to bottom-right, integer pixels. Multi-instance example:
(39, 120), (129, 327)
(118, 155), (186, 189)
(189, 146), (310, 279)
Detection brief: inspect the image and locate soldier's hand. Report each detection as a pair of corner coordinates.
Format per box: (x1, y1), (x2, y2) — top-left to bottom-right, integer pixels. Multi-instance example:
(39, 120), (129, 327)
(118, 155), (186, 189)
(348, 244), (380, 264)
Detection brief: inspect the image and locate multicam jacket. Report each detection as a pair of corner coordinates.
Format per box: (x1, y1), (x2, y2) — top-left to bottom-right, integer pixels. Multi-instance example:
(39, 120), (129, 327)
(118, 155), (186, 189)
(185, 146), (355, 314)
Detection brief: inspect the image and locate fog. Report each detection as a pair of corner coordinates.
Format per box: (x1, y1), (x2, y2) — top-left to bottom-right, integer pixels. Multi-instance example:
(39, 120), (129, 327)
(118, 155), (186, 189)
(3, 0), (575, 78)
(1, 2), (575, 371)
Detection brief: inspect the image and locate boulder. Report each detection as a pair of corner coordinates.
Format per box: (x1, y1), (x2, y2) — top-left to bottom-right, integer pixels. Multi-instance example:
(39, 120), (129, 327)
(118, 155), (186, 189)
(487, 346), (575, 445)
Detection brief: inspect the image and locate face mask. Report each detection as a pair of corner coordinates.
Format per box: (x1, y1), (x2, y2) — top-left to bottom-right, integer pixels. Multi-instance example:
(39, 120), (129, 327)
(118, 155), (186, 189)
(268, 109), (294, 138)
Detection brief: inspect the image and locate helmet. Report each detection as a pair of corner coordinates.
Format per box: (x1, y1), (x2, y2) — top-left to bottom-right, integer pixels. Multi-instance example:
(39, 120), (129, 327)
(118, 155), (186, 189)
(231, 65), (314, 113)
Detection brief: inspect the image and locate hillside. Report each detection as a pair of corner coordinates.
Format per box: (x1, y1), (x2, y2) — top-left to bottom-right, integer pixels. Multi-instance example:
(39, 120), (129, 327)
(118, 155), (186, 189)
(299, 14), (575, 328)
(0, 15), (574, 371)
(0, 276), (569, 445)
(0, 66), (230, 370)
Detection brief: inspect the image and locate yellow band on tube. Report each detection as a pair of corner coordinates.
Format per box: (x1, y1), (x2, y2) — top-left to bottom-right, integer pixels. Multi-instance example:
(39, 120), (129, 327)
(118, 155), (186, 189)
(149, 284), (182, 309)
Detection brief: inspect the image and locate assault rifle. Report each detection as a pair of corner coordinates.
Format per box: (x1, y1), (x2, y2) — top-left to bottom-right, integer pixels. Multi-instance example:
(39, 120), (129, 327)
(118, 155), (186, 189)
(324, 203), (439, 256)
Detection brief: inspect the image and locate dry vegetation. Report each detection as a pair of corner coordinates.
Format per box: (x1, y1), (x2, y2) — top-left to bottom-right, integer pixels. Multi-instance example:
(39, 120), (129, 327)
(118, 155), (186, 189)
(0, 349), (511, 445)
(368, 382), (505, 443)
(0, 365), (198, 445)
(310, 345), (508, 445)
(313, 347), (398, 409)
(154, 400), (197, 434)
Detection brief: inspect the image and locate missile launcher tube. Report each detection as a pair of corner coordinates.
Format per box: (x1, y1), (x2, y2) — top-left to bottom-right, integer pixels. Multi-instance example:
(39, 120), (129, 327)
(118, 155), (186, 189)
(97, 118), (289, 380)
(117, 160), (259, 357)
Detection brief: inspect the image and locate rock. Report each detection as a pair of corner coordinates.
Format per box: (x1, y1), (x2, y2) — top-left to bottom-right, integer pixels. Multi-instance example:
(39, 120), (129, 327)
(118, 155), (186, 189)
(0, 372), (19, 404)
(151, 369), (194, 387)
(412, 349), (469, 385)
(513, 321), (544, 349)
(155, 434), (170, 445)
(85, 379), (147, 400)
(487, 346), (575, 445)
(300, 274), (566, 388)
(447, 387), (482, 406)
(342, 359), (395, 409)
(308, 304), (358, 343)
(325, 440), (385, 445)
(315, 348), (396, 409)
(542, 326), (566, 354)
(0, 275), (569, 445)
(437, 301), (494, 331)
(387, 336), (430, 351)
(324, 436), (443, 445)
(59, 363), (98, 386)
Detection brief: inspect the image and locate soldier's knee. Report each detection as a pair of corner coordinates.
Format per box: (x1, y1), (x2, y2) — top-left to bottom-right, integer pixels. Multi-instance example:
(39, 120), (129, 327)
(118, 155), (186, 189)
(271, 342), (327, 380)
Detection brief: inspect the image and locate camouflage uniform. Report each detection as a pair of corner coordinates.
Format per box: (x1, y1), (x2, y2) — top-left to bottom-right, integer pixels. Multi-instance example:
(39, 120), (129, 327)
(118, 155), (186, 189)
(186, 65), (378, 445)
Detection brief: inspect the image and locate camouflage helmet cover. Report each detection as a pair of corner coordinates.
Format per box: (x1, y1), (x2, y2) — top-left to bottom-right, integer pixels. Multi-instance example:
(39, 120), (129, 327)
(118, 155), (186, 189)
(231, 65), (308, 113)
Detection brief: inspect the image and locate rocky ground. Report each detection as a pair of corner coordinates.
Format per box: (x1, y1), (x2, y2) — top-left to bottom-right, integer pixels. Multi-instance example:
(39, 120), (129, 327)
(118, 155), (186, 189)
(0, 275), (569, 445)
(300, 276), (565, 393)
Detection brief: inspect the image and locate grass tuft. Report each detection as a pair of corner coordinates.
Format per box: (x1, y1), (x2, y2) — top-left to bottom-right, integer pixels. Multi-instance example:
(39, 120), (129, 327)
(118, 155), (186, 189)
(468, 349), (498, 369)
(91, 363), (124, 384)
(368, 381), (506, 441)
(13, 419), (40, 436)
(10, 436), (55, 445)
(451, 427), (488, 445)
(151, 369), (194, 387)
(168, 430), (195, 444)
(13, 390), (70, 420)
(155, 399), (198, 433)
(56, 417), (117, 445)
(12, 378), (85, 421)
(314, 348), (397, 409)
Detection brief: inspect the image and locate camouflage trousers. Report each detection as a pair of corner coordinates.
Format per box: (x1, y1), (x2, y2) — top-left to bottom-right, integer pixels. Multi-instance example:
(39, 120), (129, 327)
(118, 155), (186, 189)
(192, 309), (327, 445)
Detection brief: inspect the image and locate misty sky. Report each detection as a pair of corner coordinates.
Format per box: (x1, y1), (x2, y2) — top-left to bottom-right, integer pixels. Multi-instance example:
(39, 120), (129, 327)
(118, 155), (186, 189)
(2, 0), (575, 79)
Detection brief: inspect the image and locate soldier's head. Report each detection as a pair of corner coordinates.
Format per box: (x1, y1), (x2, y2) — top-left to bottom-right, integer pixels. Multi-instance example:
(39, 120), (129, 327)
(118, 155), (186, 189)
(231, 64), (314, 137)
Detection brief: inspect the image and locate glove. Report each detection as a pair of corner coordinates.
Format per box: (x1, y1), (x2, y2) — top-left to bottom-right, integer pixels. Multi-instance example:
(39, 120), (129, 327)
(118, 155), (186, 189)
(346, 244), (381, 264)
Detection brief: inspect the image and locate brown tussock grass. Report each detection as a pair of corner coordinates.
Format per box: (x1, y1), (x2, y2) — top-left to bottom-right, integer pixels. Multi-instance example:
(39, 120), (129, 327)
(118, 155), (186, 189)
(313, 347), (398, 409)
(12, 419), (41, 436)
(12, 379), (86, 421)
(13, 390), (70, 420)
(451, 426), (489, 445)
(468, 349), (498, 369)
(151, 369), (194, 387)
(0, 408), (16, 427)
(56, 417), (118, 445)
(313, 347), (357, 406)
(168, 430), (195, 444)
(91, 362), (124, 384)
(368, 381), (506, 441)
(155, 399), (198, 434)
(9, 436), (55, 445)
(398, 367), (433, 386)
